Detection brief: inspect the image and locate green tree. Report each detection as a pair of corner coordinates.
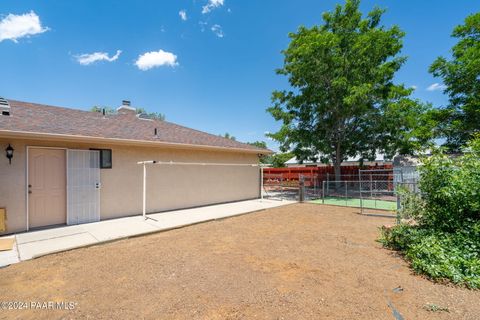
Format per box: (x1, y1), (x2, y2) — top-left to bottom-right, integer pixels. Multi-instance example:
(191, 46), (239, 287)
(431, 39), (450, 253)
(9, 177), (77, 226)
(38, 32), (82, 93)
(247, 141), (268, 149)
(429, 12), (480, 152)
(221, 133), (236, 141)
(267, 0), (432, 181)
(135, 107), (166, 121)
(270, 152), (294, 168)
(90, 106), (165, 120)
(247, 141), (273, 164)
(90, 106), (116, 114)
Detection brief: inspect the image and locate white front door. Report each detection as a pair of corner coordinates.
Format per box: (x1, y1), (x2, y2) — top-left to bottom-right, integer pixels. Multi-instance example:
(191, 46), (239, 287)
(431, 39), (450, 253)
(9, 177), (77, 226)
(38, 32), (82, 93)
(67, 150), (101, 225)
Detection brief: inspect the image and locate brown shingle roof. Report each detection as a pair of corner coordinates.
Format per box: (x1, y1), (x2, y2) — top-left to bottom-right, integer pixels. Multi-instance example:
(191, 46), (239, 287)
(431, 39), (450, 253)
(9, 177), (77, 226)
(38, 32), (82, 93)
(0, 99), (270, 153)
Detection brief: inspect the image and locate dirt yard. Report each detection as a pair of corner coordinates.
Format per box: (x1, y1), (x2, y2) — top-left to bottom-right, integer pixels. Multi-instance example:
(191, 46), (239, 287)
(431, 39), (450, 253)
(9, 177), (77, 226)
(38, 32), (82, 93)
(0, 203), (479, 320)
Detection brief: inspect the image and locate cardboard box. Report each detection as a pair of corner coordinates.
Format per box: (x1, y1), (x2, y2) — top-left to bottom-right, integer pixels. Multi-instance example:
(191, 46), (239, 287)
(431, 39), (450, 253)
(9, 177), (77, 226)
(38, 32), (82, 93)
(0, 208), (5, 232)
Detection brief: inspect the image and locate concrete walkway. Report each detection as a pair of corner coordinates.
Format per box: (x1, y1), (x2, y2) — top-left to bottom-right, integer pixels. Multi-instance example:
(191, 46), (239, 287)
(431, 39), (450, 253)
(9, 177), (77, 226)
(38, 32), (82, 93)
(0, 199), (294, 267)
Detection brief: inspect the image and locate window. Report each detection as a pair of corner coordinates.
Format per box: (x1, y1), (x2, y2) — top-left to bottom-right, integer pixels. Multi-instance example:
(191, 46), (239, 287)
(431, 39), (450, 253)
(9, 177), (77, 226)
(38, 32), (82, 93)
(90, 149), (112, 169)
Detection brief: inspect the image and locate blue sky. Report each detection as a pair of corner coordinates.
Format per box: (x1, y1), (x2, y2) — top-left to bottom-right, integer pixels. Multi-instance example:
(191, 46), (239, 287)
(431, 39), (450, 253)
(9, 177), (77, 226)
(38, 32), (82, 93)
(0, 1), (478, 151)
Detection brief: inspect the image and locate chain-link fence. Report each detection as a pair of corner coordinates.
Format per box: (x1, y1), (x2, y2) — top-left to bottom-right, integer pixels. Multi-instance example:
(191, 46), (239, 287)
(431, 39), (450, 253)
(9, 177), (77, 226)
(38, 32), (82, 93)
(262, 173), (299, 200)
(313, 180), (397, 213)
(262, 173), (284, 200)
(394, 165), (419, 184)
(262, 167), (420, 216)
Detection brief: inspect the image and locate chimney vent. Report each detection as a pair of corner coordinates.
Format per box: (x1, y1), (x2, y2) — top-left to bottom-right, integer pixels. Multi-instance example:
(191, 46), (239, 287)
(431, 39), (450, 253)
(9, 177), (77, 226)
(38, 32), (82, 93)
(117, 100), (136, 115)
(0, 97), (10, 116)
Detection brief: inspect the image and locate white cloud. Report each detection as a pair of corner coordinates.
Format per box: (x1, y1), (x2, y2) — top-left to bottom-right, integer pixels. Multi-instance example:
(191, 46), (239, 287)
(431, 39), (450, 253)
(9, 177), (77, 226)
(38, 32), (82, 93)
(0, 11), (49, 42)
(179, 10), (187, 21)
(135, 49), (178, 70)
(427, 83), (446, 91)
(75, 50), (122, 65)
(199, 21), (208, 32)
(411, 85), (417, 90)
(211, 24), (224, 38)
(202, 0), (224, 14)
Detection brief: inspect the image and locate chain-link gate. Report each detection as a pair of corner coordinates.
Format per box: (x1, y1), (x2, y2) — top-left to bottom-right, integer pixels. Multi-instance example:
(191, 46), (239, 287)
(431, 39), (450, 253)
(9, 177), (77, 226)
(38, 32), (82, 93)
(262, 173), (285, 200)
(262, 166), (419, 216)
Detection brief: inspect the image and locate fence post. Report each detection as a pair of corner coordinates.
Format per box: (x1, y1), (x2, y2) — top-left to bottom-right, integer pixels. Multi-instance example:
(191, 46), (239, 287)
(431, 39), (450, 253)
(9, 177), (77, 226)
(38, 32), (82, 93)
(299, 175), (305, 203)
(327, 173), (330, 195)
(396, 182), (402, 224)
(396, 182), (401, 212)
(281, 175), (284, 201)
(359, 179), (363, 214)
(370, 175), (373, 199)
(322, 180), (325, 204)
(345, 180), (348, 206)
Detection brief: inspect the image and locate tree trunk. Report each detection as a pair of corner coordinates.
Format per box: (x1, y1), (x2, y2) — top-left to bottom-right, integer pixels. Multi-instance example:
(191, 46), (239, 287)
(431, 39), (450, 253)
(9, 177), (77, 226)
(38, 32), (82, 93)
(334, 143), (342, 190)
(334, 160), (342, 183)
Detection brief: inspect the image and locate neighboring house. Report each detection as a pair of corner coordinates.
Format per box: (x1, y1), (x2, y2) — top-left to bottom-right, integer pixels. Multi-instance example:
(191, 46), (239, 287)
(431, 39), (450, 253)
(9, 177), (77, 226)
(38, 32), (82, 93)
(0, 98), (270, 234)
(284, 153), (391, 167)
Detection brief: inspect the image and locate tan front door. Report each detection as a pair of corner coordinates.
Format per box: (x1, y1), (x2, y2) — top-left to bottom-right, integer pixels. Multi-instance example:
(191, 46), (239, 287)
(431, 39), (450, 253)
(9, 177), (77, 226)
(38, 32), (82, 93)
(28, 148), (66, 228)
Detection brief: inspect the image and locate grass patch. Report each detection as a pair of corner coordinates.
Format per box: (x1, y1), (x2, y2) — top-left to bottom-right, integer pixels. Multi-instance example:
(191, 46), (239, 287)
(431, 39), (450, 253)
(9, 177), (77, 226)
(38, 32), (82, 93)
(311, 197), (396, 211)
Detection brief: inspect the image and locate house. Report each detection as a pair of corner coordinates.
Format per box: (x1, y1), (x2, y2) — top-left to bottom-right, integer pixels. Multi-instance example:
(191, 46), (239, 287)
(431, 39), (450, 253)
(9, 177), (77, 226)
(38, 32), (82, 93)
(284, 153), (391, 167)
(0, 98), (270, 234)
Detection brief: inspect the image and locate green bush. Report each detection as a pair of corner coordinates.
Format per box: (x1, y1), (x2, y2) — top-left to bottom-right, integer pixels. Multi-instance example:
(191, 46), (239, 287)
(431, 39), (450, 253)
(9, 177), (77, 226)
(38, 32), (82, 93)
(380, 135), (480, 288)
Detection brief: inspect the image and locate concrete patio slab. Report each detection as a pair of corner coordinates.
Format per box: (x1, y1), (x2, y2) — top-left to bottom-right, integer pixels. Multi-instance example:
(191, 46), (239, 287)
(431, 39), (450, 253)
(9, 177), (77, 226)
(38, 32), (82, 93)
(0, 199), (294, 267)
(18, 232), (98, 261)
(85, 217), (159, 242)
(16, 225), (86, 244)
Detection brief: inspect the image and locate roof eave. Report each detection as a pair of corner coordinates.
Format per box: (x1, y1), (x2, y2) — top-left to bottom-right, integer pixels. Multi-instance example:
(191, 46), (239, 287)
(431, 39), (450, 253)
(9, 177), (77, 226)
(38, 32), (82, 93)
(0, 130), (273, 155)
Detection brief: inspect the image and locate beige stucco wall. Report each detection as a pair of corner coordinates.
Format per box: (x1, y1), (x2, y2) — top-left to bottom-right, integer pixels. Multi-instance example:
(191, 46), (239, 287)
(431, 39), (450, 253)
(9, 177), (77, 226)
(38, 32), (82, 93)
(0, 138), (260, 234)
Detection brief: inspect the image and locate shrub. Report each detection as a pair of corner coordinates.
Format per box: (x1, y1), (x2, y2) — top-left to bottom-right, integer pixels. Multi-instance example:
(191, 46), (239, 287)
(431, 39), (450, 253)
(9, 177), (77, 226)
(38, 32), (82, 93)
(380, 135), (480, 288)
(418, 136), (480, 231)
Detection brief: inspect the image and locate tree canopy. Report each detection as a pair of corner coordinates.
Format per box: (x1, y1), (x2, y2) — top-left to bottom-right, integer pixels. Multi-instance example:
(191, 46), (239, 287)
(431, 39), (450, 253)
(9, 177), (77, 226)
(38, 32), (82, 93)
(429, 12), (480, 152)
(90, 106), (166, 121)
(267, 0), (433, 179)
(270, 152), (294, 168)
(136, 107), (166, 121)
(247, 141), (268, 149)
(220, 133), (236, 141)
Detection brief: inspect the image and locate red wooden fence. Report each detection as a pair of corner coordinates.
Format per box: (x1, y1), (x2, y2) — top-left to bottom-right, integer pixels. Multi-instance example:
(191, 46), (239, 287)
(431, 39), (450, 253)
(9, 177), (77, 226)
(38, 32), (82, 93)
(263, 164), (393, 182)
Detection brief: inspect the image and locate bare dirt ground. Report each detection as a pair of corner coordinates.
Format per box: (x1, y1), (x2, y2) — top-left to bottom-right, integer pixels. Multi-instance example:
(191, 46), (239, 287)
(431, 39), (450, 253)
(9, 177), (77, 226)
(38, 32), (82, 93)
(0, 203), (479, 320)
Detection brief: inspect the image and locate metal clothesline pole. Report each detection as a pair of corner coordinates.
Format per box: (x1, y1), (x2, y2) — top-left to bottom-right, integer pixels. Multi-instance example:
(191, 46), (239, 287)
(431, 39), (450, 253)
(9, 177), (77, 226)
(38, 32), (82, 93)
(260, 166), (264, 201)
(137, 160), (260, 167)
(138, 160), (157, 219)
